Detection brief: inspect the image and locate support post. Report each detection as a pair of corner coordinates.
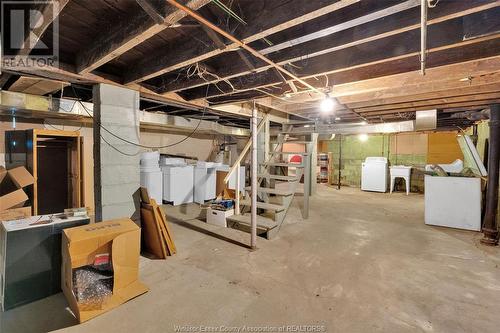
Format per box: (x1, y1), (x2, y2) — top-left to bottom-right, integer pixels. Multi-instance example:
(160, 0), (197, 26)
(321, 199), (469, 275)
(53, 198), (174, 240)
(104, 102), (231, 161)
(420, 0), (427, 75)
(251, 101), (258, 250)
(303, 152), (310, 219)
(481, 104), (500, 245)
(235, 165), (240, 215)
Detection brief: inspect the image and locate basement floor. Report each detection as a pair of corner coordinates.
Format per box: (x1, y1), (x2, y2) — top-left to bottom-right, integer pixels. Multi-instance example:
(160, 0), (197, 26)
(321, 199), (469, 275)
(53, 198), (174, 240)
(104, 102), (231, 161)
(2, 185), (500, 333)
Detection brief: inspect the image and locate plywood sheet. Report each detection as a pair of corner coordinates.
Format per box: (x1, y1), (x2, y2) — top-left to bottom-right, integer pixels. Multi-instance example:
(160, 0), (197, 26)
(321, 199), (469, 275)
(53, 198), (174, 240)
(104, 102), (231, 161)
(427, 132), (463, 164)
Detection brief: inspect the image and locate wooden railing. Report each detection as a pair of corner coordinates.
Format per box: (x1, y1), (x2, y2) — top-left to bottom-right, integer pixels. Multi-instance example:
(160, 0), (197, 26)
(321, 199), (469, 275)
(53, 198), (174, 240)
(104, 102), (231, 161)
(224, 113), (269, 215)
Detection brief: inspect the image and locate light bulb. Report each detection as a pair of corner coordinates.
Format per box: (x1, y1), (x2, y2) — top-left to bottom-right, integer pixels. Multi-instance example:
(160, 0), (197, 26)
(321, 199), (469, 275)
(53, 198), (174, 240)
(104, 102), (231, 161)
(320, 97), (335, 113)
(358, 134), (368, 142)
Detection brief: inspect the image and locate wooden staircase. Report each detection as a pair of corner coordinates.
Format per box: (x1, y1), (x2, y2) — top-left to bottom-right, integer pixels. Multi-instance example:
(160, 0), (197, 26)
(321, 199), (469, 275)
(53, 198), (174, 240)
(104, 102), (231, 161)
(226, 131), (312, 239)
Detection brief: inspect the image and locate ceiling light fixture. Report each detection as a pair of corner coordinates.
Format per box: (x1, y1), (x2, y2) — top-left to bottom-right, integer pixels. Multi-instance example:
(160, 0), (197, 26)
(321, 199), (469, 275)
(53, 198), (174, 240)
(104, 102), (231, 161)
(358, 134), (369, 142)
(320, 95), (335, 113)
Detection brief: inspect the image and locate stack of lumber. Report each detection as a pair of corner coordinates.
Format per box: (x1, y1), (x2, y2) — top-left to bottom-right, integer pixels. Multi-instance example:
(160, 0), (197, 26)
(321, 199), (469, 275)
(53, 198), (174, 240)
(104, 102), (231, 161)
(140, 188), (176, 258)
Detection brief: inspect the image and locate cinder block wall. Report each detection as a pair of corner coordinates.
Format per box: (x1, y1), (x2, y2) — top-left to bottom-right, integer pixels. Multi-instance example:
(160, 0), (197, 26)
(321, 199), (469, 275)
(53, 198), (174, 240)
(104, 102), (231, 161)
(93, 84), (141, 223)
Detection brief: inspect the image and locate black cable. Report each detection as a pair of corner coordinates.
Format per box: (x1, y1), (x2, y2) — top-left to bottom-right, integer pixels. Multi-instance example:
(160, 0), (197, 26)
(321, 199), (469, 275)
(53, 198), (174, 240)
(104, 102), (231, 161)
(71, 85), (210, 150)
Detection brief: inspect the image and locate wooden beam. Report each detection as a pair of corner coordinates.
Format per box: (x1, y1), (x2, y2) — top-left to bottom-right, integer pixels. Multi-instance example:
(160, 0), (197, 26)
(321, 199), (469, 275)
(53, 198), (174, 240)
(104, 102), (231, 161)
(358, 99), (500, 115)
(124, 0), (359, 84)
(200, 34), (500, 102)
(355, 92), (500, 113)
(275, 60), (500, 113)
(2, 60), (212, 112)
(75, 0), (211, 74)
(17, 0), (69, 56)
(346, 82), (500, 110)
(160, 1), (499, 94)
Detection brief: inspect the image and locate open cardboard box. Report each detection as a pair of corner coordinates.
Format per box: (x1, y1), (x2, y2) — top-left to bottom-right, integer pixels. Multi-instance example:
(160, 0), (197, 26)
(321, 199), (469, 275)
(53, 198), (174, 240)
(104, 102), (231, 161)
(61, 218), (148, 323)
(0, 166), (34, 215)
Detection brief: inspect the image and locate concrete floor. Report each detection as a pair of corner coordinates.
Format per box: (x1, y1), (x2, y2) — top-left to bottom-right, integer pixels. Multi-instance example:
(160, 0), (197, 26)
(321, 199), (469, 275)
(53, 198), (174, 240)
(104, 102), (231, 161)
(1, 185), (500, 332)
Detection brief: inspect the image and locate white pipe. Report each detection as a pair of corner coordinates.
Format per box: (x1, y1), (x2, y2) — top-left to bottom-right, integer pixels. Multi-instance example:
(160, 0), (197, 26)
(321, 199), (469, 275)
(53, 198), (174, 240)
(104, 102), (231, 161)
(251, 101), (258, 249)
(421, 0), (427, 75)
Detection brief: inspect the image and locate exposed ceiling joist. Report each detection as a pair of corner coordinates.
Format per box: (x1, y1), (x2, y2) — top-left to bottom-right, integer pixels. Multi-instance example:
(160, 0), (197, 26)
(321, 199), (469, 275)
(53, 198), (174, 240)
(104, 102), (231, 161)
(124, 0), (359, 84)
(17, 0), (69, 56)
(75, 0), (211, 74)
(160, 0), (499, 94)
(202, 34), (500, 103)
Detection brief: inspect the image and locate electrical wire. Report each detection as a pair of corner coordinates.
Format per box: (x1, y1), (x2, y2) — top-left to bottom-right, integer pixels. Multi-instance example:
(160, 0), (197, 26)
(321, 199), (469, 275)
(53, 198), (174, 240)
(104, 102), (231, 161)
(70, 85), (210, 152)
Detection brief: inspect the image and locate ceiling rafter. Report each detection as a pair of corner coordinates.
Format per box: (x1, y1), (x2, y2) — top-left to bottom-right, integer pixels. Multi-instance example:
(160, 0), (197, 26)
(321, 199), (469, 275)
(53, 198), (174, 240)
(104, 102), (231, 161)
(160, 0), (499, 95)
(75, 0), (211, 74)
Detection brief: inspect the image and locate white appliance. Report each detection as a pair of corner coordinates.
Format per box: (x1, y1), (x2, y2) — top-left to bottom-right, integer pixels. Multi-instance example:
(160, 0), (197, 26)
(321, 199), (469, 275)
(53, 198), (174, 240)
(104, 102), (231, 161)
(390, 166), (412, 195)
(162, 164), (194, 205)
(361, 157), (388, 192)
(140, 152), (163, 204)
(424, 176), (482, 231)
(424, 135), (487, 231)
(194, 161), (220, 204)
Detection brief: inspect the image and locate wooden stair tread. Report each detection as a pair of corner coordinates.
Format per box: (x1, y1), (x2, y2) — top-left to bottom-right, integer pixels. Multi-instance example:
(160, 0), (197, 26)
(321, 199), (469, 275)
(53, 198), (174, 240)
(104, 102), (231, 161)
(270, 151), (309, 155)
(258, 173), (299, 181)
(227, 214), (278, 230)
(262, 162), (304, 167)
(239, 199), (286, 212)
(245, 186), (294, 196)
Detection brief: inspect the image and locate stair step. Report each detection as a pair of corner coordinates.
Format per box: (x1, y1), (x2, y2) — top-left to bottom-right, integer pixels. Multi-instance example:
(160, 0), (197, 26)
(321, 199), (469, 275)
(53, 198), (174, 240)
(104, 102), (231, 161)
(261, 162), (303, 167)
(240, 199), (286, 212)
(271, 140), (312, 144)
(270, 151), (309, 155)
(227, 214), (278, 230)
(245, 186), (294, 196)
(258, 173), (299, 181)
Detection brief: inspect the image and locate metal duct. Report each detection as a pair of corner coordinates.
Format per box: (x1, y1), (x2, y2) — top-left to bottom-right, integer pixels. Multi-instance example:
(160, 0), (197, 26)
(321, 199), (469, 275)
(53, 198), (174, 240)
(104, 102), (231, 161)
(415, 109), (437, 130)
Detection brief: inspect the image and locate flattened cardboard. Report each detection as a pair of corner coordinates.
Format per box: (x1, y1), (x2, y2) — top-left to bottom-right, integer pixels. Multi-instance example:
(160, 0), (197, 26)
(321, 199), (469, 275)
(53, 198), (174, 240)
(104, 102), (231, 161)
(0, 166), (33, 213)
(61, 218), (148, 323)
(7, 167), (35, 188)
(0, 207), (32, 221)
(0, 189), (28, 212)
(0, 167), (7, 183)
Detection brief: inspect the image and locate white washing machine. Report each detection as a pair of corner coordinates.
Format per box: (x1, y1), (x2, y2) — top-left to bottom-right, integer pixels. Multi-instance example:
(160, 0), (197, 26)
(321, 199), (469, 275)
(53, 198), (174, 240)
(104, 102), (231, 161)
(361, 157), (388, 192)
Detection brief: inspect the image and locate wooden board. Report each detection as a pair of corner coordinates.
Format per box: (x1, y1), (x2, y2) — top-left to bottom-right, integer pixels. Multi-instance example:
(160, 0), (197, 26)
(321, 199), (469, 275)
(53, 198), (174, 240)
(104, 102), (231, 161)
(140, 207), (167, 259)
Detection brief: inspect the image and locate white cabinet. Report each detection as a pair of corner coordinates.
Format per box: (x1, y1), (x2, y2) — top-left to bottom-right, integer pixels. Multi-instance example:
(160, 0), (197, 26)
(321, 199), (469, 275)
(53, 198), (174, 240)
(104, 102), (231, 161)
(162, 165), (194, 205)
(194, 165), (217, 204)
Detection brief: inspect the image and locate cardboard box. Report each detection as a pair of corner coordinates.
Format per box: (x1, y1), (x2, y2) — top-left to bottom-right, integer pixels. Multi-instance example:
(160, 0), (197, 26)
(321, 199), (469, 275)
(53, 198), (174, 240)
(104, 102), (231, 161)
(207, 208), (234, 227)
(0, 207), (32, 221)
(61, 218), (148, 323)
(0, 214), (90, 311)
(0, 166), (34, 213)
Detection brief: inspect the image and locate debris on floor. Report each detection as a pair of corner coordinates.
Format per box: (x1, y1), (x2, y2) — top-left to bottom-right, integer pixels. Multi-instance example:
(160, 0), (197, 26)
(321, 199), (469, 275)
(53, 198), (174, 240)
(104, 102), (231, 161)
(61, 218), (149, 323)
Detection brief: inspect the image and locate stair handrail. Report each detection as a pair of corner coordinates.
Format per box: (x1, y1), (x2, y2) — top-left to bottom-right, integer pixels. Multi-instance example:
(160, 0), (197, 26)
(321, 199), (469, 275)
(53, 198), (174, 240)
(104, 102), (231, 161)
(224, 113), (270, 184)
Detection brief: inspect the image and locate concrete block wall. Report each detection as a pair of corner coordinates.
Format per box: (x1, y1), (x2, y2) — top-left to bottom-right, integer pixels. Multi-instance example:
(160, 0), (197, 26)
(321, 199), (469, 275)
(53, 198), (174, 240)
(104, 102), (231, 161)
(93, 84), (141, 223)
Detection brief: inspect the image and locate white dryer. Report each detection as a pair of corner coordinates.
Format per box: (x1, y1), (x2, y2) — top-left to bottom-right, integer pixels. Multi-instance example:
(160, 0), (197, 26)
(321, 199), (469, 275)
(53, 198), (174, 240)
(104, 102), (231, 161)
(361, 157), (388, 192)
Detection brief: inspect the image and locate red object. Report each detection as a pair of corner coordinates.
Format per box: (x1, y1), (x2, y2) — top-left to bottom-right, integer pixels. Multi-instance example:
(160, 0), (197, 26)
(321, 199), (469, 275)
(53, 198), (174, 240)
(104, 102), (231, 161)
(290, 155), (302, 163)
